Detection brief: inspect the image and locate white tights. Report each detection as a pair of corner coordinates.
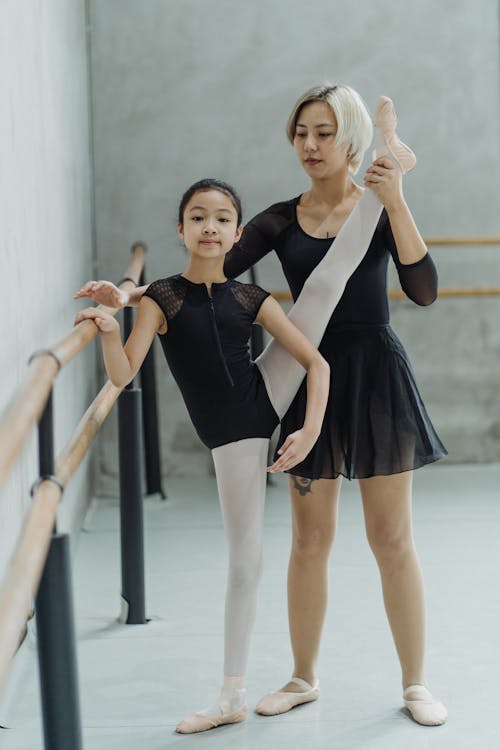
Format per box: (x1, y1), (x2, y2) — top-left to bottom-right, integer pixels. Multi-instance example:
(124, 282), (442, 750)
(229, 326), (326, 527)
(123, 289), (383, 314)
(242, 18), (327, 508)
(212, 438), (268, 678)
(204, 177), (386, 716)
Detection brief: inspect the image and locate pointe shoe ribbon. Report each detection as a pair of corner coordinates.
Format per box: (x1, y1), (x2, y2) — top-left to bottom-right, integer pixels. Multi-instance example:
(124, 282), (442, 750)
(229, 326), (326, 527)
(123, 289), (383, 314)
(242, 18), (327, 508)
(375, 96), (416, 174)
(403, 684), (448, 726)
(255, 677), (320, 716)
(175, 706), (247, 734)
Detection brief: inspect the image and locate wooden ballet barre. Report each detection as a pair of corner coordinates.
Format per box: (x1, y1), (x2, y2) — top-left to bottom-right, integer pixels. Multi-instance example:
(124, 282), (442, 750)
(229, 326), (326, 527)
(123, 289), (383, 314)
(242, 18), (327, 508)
(0, 480), (61, 697)
(423, 236), (500, 246)
(0, 379), (122, 697)
(390, 287), (500, 300)
(0, 241), (150, 724)
(55, 380), (121, 487)
(52, 243), (145, 367)
(271, 287), (500, 302)
(269, 236), (500, 301)
(0, 243), (145, 495)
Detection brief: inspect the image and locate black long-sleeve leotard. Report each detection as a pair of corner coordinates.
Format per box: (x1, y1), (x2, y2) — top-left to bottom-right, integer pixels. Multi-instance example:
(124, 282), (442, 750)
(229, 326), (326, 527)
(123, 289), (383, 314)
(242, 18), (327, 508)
(144, 275), (279, 449)
(223, 196), (438, 318)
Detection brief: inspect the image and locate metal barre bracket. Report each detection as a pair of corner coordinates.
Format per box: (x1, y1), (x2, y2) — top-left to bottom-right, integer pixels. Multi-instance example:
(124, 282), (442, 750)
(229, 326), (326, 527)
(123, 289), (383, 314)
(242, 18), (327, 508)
(117, 276), (139, 287)
(28, 349), (63, 371)
(30, 475), (65, 498)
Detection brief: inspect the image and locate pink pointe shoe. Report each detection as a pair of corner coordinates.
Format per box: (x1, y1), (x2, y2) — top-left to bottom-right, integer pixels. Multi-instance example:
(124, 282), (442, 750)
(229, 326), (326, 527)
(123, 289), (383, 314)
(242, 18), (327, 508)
(403, 684), (448, 726)
(375, 96), (416, 174)
(255, 677), (320, 716)
(175, 705), (247, 734)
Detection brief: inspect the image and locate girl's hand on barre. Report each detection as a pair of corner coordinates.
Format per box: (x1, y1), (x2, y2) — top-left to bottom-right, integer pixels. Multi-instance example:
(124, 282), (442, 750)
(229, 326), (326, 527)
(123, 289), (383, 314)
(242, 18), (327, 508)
(267, 428), (316, 474)
(73, 280), (129, 308)
(74, 307), (120, 334)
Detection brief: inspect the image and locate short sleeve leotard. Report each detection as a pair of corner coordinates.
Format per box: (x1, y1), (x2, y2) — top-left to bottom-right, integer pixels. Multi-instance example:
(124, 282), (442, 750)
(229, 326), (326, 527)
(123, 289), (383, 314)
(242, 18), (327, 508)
(223, 196), (447, 479)
(144, 275), (279, 450)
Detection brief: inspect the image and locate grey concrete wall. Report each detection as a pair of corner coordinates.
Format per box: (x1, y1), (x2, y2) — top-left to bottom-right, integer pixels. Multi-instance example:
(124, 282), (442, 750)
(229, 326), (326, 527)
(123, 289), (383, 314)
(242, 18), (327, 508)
(88, 0), (500, 478)
(0, 1), (94, 577)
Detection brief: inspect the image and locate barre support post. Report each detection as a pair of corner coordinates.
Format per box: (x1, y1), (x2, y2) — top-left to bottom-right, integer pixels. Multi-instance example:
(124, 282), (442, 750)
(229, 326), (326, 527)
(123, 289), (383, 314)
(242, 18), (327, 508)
(35, 390), (83, 750)
(138, 270), (165, 498)
(117, 386), (147, 624)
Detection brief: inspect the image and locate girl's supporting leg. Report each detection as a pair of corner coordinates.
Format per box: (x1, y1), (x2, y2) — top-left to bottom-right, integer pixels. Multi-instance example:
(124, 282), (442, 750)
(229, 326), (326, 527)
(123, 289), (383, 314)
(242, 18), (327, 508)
(215, 438), (268, 678)
(359, 471), (447, 725)
(176, 437), (269, 734)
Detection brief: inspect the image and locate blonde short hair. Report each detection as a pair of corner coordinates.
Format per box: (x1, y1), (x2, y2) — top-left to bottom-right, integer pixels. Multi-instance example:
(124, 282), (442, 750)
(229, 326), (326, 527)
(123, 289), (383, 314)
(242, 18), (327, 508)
(286, 83), (373, 174)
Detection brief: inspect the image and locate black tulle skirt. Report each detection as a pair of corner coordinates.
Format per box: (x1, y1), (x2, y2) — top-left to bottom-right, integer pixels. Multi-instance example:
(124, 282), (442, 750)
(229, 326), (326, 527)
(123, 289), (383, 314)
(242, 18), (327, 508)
(276, 323), (447, 480)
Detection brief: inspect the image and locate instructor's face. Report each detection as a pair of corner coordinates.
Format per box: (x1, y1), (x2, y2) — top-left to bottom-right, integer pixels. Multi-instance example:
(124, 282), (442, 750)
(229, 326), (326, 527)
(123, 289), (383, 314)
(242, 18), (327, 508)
(293, 101), (350, 178)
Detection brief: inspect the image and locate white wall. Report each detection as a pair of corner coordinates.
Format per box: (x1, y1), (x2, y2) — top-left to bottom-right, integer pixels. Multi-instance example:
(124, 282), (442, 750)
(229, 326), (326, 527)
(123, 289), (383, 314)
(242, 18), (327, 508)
(0, 0), (95, 577)
(87, 0), (500, 476)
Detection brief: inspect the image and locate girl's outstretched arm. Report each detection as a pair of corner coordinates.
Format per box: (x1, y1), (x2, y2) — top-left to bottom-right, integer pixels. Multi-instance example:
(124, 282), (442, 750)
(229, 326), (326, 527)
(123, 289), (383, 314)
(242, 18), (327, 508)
(74, 297), (165, 387)
(255, 296), (330, 473)
(74, 280), (148, 308)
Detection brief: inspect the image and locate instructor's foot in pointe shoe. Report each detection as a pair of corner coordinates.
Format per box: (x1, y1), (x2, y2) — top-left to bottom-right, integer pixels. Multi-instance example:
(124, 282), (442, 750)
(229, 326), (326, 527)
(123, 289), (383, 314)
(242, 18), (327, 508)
(255, 677), (320, 716)
(175, 706), (247, 734)
(403, 684), (448, 726)
(375, 96), (416, 174)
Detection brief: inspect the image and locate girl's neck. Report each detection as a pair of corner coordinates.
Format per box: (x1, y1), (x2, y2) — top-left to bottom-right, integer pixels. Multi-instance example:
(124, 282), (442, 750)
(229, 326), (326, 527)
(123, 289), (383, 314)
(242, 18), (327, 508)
(182, 257), (227, 287)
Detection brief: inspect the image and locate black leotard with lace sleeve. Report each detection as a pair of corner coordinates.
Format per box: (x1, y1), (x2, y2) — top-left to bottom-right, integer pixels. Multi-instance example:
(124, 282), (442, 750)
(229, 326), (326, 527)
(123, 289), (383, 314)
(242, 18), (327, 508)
(223, 196), (438, 325)
(143, 274), (279, 449)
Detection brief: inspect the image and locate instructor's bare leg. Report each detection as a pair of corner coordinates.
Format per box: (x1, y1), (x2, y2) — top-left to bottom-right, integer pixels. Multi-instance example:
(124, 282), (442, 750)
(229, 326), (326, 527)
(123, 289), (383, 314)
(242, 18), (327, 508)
(360, 472), (424, 685)
(359, 472), (447, 725)
(288, 476), (341, 686)
(256, 476), (341, 715)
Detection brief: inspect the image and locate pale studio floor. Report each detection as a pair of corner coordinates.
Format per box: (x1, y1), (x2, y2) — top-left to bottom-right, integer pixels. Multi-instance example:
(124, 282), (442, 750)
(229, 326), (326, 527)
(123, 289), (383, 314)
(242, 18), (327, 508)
(1, 462), (499, 750)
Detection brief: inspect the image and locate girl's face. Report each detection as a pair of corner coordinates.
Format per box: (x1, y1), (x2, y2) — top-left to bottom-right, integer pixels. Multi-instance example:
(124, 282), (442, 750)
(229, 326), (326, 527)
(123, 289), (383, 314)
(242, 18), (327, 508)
(293, 101), (351, 178)
(178, 190), (242, 259)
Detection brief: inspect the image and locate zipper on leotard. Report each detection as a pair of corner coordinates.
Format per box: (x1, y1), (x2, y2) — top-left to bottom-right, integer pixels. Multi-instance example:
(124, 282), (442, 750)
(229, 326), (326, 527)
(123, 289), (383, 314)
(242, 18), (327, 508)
(208, 295), (234, 387)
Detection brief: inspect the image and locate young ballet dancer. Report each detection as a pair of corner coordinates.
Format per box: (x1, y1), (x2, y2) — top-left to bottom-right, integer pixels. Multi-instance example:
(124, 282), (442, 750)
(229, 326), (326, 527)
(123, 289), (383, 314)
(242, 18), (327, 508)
(75, 87), (447, 727)
(75, 178), (331, 733)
